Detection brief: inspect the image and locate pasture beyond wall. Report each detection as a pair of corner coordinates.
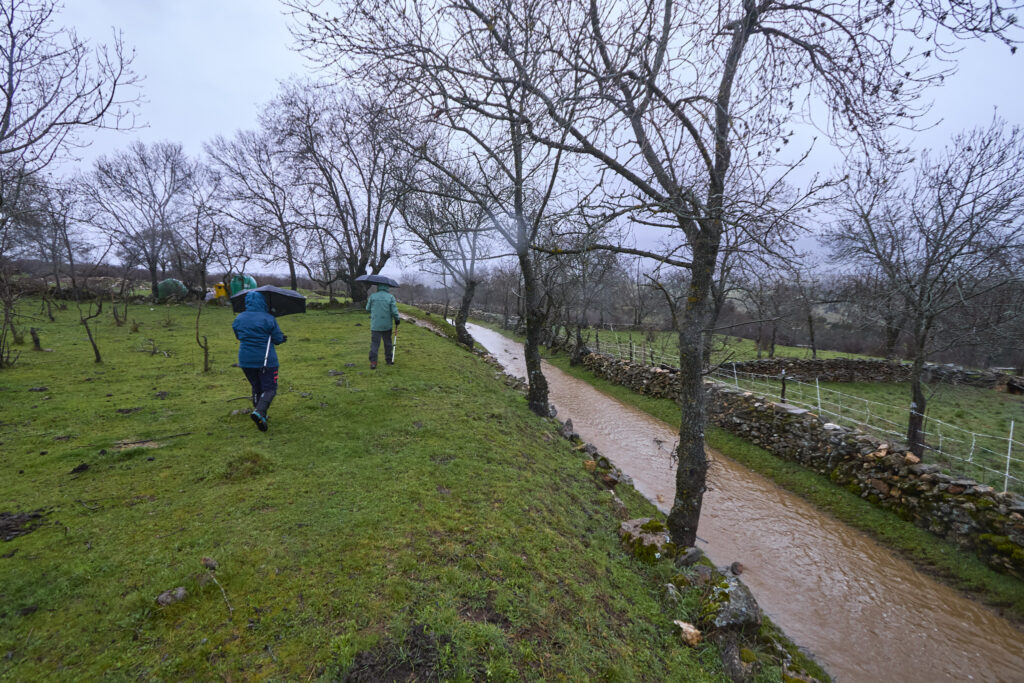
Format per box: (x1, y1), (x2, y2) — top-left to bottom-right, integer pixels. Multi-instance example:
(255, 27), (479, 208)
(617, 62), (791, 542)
(723, 358), (1024, 393)
(581, 353), (1024, 580)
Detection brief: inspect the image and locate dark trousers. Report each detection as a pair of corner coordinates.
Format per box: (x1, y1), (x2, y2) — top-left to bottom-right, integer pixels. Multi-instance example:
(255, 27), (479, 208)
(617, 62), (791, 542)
(369, 330), (393, 364)
(243, 366), (278, 415)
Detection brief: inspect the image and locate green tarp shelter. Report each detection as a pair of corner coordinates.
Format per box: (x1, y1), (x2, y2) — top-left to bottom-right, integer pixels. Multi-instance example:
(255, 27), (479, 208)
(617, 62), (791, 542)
(157, 278), (187, 300)
(229, 274), (257, 295)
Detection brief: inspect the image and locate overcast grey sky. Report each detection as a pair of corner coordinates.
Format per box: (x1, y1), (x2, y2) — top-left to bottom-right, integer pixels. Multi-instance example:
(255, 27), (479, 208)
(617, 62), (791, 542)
(59, 0), (310, 169)
(60, 2), (1023, 169)
(56, 2), (1023, 275)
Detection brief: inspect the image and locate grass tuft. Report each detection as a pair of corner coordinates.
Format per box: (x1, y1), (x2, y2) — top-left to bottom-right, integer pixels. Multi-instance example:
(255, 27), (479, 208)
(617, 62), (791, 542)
(222, 449), (275, 479)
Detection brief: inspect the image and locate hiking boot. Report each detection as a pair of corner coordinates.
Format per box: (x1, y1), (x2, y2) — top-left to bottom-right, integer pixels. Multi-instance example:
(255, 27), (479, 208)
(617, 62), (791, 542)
(386, 360), (394, 365)
(370, 361), (377, 370)
(250, 411), (268, 432)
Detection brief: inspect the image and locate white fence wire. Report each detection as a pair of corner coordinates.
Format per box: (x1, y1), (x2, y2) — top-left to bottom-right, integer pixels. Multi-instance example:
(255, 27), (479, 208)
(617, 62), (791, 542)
(580, 332), (1023, 494)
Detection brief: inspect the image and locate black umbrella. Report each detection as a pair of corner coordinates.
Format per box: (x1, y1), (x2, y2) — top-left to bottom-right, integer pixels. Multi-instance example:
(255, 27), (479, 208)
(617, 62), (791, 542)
(230, 285), (307, 316)
(355, 273), (400, 288)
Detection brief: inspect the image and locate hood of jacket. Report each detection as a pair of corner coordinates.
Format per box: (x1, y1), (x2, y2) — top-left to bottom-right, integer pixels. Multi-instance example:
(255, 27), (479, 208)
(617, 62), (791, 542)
(376, 284), (390, 293)
(245, 290), (268, 313)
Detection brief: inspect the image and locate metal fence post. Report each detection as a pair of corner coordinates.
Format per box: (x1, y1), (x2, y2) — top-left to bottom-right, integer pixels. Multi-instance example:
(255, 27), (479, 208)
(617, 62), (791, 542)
(780, 369), (787, 402)
(734, 363), (739, 388)
(1005, 420), (1015, 493)
(816, 377), (821, 414)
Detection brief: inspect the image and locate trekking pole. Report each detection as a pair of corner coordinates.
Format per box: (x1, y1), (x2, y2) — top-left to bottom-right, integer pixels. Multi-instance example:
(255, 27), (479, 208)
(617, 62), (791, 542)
(263, 335), (272, 367)
(392, 323), (399, 362)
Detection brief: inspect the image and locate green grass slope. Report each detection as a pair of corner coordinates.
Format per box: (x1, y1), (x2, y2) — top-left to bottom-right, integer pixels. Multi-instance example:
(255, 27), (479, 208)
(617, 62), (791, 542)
(1, 302), (733, 681)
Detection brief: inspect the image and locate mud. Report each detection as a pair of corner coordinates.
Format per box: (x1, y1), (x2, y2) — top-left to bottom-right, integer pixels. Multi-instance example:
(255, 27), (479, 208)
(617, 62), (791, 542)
(344, 623), (450, 682)
(0, 510), (47, 541)
(469, 323), (1024, 683)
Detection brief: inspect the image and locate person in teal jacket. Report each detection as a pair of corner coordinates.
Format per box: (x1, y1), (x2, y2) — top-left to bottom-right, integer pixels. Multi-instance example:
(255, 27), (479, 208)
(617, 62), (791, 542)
(232, 290), (286, 431)
(365, 283), (400, 369)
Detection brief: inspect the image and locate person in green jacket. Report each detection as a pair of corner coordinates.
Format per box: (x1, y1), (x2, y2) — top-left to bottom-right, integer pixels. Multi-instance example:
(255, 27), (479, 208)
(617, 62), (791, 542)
(365, 283), (400, 369)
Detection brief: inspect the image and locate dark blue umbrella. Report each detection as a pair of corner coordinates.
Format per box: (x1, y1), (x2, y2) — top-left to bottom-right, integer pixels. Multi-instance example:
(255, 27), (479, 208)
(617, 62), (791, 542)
(355, 273), (400, 287)
(230, 285), (307, 316)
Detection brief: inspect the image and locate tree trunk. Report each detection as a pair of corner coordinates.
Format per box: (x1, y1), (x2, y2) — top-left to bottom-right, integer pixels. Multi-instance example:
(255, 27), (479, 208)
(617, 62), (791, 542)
(520, 253), (549, 416)
(907, 354), (927, 458)
(79, 300), (104, 364)
(668, 306), (711, 548)
(350, 279), (369, 305)
(884, 322), (901, 360)
(287, 258), (298, 291)
(807, 312), (817, 359)
(666, 238), (716, 548)
(455, 280), (476, 349)
(149, 263), (160, 301)
(570, 325), (587, 365)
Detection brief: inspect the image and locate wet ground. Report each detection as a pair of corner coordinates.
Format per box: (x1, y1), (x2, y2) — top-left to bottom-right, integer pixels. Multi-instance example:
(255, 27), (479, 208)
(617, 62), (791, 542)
(468, 323), (1024, 683)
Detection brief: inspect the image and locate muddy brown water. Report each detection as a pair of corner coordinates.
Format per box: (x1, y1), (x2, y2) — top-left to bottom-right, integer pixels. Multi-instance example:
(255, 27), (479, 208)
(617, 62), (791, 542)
(467, 323), (1024, 683)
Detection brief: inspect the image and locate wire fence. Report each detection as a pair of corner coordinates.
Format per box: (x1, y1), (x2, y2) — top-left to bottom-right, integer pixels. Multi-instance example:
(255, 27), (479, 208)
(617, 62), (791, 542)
(590, 336), (680, 368)
(706, 365), (1022, 494)
(576, 332), (1023, 494)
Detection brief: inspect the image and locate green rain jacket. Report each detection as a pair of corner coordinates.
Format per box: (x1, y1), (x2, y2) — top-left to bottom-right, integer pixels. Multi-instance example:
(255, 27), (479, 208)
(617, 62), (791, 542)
(366, 285), (400, 331)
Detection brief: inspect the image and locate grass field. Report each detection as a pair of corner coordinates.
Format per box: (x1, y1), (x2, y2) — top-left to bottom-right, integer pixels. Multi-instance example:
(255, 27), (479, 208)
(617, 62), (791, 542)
(581, 328), (872, 367)
(3, 298), (810, 680)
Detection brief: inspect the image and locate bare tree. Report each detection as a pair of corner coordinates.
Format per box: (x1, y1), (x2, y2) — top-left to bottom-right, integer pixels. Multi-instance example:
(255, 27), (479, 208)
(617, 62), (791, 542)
(399, 162), (495, 347)
(269, 82), (411, 303)
(298, 199), (347, 302)
(82, 141), (193, 300)
(173, 161), (225, 294)
(206, 129), (306, 290)
(0, 0), (138, 208)
(12, 174), (92, 296)
(839, 272), (910, 359)
(292, 0), (1021, 544)
(289, 1), (577, 414)
(827, 119), (1024, 457)
(209, 213), (257, 288)
(506, 0), (899, 543)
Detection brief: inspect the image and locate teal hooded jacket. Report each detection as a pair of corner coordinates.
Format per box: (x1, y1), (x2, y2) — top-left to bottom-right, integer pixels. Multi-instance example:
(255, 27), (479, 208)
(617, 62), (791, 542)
(366, 285), (400, 331)
(232, 290), (286, 367)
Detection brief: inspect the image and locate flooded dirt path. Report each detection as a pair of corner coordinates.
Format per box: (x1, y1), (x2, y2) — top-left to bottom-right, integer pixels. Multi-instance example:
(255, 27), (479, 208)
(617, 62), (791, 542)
(468, 323), (1024, 682)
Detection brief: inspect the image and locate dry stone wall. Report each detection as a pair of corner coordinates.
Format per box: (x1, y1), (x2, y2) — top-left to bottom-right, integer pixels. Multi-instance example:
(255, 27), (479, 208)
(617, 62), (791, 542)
(726, 358), (1023, 393)
(582, 353), (1024, 579)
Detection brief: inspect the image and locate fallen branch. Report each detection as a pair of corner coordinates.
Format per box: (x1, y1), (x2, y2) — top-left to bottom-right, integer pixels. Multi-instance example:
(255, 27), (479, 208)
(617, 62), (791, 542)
(210, 574), (233, 617)
(116, 433), (192, 447)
